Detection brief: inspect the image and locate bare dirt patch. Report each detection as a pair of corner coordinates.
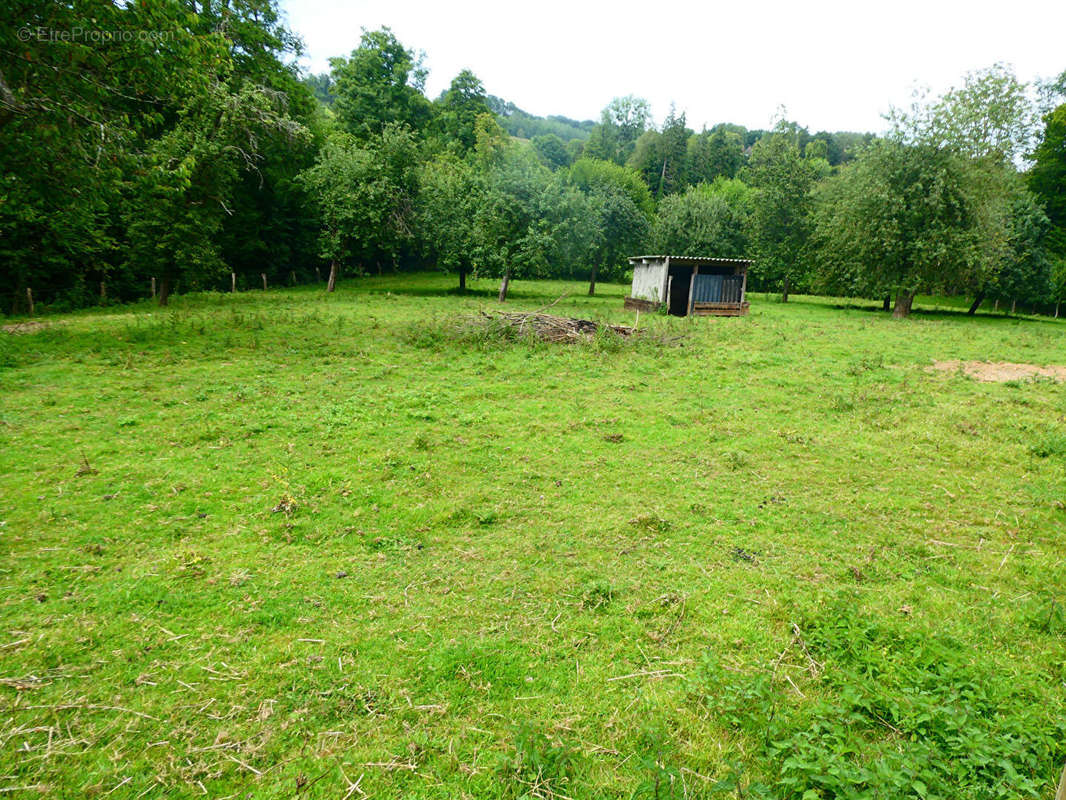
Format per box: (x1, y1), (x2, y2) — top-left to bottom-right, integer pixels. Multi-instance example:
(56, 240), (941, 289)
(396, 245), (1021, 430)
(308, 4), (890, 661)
(3, 320), (48, 335)
(931, 360), (1066, 382)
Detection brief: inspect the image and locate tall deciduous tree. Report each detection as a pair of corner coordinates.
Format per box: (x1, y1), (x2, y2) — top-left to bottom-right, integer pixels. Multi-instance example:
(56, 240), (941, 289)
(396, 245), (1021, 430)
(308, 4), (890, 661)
(568, 159), (653, 294)
(887, 63), (1040, 166)
(433, 70), (491, 153)
(652, 178), (752, 259)
(745, 124), (819, 301)
(330, 28), (431, 140)
(418, 156), (481, 290)
(298, 124), (419, 290)
(811, 141), (978, 317)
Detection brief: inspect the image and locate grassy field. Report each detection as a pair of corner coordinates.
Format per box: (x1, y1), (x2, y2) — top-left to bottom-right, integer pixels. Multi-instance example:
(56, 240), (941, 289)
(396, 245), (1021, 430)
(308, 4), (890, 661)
(2, 273), (1065, 799)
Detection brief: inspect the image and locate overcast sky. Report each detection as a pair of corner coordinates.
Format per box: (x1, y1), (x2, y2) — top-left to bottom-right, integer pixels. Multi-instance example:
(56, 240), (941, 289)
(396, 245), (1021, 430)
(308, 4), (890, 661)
(279, 0), (1065, 134)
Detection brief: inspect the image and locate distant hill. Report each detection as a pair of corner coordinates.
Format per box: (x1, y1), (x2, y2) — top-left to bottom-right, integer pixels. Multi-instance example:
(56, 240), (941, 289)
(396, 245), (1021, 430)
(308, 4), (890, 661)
(487, 96), (595, 141)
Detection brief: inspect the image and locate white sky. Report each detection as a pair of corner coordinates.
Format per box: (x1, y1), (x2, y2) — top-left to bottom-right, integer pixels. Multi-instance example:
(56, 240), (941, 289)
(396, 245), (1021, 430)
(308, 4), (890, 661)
(279, 0), (1065, 134)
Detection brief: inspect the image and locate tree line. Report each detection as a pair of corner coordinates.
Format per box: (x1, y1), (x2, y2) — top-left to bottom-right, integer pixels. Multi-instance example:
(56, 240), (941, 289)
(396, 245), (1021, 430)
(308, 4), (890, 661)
(2, 2), (1065, 318)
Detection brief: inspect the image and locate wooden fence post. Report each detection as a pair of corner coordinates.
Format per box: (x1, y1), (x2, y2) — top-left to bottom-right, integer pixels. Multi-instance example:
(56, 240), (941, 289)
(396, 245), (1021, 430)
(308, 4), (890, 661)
(231, 272), (237, 292)
(151, 277), (156, 299)
(316, 267), (321, 283)
(99, 281), (106, 303)
(26, 288), (34, 316)
(261, 273), (267, 291)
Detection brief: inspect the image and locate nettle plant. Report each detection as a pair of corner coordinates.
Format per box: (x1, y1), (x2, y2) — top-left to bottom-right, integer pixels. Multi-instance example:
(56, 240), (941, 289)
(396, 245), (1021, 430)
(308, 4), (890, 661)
(699, 600), (1066, 799)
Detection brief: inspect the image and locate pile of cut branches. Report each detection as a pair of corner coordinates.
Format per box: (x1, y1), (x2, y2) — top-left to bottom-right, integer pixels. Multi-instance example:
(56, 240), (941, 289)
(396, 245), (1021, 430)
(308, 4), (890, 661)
(483, 310), (635, 343)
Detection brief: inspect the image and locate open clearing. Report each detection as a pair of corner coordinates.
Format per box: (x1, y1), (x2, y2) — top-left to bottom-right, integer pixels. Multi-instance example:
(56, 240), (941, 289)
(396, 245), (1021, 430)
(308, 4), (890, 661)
(1, 274), (1065, 798)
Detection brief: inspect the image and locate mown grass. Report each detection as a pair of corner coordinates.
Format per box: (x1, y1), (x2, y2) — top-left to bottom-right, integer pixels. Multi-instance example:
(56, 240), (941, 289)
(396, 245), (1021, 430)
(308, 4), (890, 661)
(1, 273), (1065, 798)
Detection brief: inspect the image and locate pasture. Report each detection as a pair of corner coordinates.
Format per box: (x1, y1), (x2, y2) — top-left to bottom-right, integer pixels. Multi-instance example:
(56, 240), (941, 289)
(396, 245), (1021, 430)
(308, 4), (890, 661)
(1, 274), (1064, 798)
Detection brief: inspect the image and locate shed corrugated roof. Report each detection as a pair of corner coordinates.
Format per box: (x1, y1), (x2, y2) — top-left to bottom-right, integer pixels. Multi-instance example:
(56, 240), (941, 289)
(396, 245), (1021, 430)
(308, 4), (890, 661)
(628, 255), (752, 266)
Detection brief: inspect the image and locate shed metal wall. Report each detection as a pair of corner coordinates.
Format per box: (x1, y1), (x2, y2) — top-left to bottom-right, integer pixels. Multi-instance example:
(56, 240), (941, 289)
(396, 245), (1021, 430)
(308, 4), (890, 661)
(631, 263), (667, 303)
(693, 274), (744, 304)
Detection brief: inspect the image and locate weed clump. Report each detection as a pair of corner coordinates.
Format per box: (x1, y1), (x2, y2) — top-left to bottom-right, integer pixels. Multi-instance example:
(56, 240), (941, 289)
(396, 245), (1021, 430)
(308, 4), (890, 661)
(581, 579), (615, 610)
(500, 723), (580, 799)
(629, 513), (671, 532)
(699, 601), (1066, 798)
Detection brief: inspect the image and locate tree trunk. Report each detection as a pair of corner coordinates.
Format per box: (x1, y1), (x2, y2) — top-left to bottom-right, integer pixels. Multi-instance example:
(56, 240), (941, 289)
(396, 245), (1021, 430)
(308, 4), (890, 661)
(158, 278), (171, 307)
(892, 289), (915, 319)
(967, 290), (985, 316)
(588, 264), (598, 296)
(99, 281), (106, 303)
(498, 269), (511, 303)
(327, 260), (338, 293)
(883, 295), (891, 311)
(994, 299), (999, 312)
(458, 267), (466, 292)
(1011, 298), (1016, 315)
(781, 275), (790, 303)
(1056, 301), (1060, 319)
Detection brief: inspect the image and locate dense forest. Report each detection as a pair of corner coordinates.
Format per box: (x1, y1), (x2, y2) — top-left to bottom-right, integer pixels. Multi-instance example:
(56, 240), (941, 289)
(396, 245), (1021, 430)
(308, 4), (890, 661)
(2, 0), (1065, 317)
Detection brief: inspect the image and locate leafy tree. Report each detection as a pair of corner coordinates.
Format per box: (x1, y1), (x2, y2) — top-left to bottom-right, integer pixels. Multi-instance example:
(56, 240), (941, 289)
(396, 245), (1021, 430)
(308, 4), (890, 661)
(568, 158), (654, 218)
(298, 124), (419, 290)
(303, 72), (334, 104)
(330, 27), (431, 140)
(0, 0), (315, 311)
(887, 63), (1040, 165)
(651, 179), (753, 258)
(128, 81), (309, 304)
(568, 159), (654, 293)
(688, 128), (745, 182)
(473, 146), (555, 302)
(985, 189), (1051, 312)
(811, 141), (979, 317)
(1029, 104), (1066, 263)
(745, 124), (819, 301)
(532, 134), (572, 170)
(418, 156), (481, 290)
(628, 107), (691, 197)
(583, 95), (651, 164)
(433, 70), (492, 153)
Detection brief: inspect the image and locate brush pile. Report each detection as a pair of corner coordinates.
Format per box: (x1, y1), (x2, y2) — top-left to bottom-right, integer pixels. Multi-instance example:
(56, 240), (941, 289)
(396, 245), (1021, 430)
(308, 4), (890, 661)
(481, 310), (635, 342)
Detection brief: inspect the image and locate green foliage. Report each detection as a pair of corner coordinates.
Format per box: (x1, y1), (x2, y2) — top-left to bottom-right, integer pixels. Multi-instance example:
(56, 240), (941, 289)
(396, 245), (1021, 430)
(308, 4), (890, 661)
(531, 134), (572, 170)
(745, 123), (820, 296)
(812, 141), (980, 308)
(569, 158), (655, 218)
(417, 156), (481, 281)
(433, 69), (492, 153)
(628, 107), (691, 197)
(687, 128), (746, 182)
(651, 179), (752, 257)
(1029, 104), (1066, 272)
(489, 95), (595, 141)
(584, 95), (652, 164)
(888, 63), (1039, 165)
(330, 27), (431, 139)
(298, 124), (419, 271)
(503, 723), (580, 799)
(701, 602), (1066, 799)
(0, 0), (316, 310)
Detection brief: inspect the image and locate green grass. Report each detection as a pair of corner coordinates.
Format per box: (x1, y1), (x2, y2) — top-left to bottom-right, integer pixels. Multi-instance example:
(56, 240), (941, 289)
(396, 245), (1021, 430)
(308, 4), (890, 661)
(1, 273), (1065, 798)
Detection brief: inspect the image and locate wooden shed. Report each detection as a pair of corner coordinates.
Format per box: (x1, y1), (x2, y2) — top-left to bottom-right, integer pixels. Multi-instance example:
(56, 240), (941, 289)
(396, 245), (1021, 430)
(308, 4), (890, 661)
(624, 255), (752, 317)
